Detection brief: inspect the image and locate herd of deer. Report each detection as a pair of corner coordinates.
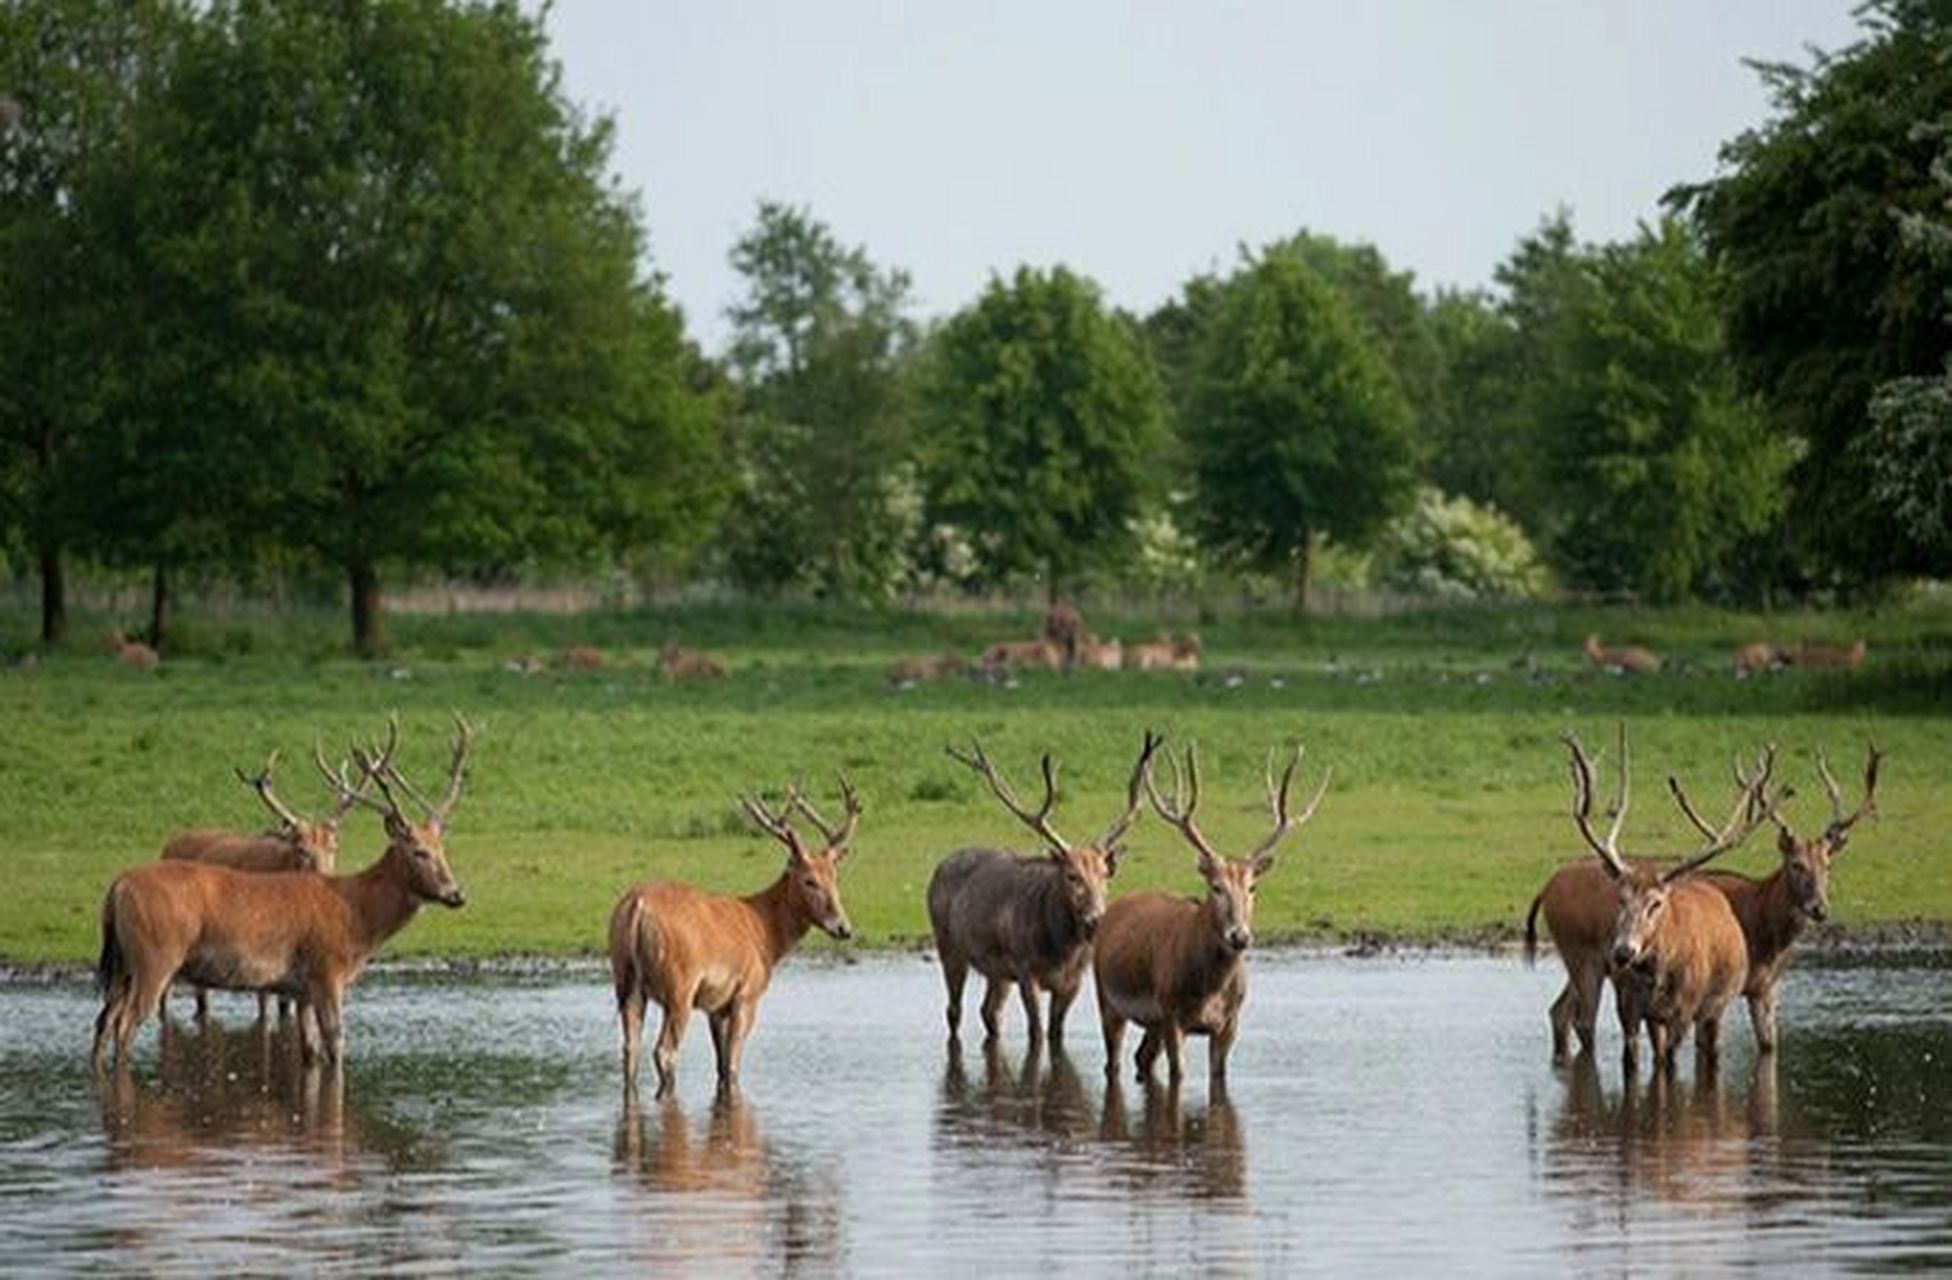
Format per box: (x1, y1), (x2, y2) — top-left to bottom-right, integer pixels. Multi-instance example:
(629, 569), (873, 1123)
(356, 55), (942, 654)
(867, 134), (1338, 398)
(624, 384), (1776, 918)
(1584, 633), (1868, 677)
(87, 709), (1884, 1103)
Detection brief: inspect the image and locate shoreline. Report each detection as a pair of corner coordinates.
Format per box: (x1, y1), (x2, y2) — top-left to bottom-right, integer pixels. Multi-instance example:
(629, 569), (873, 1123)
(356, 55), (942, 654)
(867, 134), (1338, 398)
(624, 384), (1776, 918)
(9, 919), (1950, 986)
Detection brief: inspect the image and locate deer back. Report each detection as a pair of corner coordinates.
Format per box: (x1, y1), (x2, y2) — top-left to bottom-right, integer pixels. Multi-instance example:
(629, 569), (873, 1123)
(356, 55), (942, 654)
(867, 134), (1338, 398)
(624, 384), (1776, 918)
(928, 848), (1096, 977)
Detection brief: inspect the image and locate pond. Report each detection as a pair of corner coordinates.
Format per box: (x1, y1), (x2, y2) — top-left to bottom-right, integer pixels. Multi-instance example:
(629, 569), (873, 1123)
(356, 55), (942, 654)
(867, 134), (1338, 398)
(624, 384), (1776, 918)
(2, 954), (1949, 1273)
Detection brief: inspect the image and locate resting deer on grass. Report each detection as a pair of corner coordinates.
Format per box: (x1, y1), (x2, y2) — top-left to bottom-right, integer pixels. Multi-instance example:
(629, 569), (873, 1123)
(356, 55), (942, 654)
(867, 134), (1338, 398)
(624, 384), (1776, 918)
(93, 716), (475, 1071)
(161, 747), (374, 1022)
(928, 732), (1163, 1047)
(1546, 727), (1779, 1073)
(1582, 634), (1662, 675)
(1094, 741), (1328, 1086)
(106, 630), (159, 670)
(609, 779), (861, 1096)
(1784, 639), (1867, 670)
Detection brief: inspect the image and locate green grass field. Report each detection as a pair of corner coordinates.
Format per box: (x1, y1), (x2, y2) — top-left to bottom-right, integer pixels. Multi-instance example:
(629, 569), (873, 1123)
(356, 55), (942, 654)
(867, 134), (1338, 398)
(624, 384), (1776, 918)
(2, 599), (1947, 965)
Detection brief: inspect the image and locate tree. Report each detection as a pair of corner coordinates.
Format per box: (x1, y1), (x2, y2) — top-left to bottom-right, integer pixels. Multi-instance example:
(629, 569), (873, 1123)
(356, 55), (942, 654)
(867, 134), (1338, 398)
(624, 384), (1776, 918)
(1536, 219), (1795, 600)
(1180, 245), (1416, 610)
(917, 266), (1166, 597)
(719, 202), (916, 597)
(1677, 0), (1952, 587)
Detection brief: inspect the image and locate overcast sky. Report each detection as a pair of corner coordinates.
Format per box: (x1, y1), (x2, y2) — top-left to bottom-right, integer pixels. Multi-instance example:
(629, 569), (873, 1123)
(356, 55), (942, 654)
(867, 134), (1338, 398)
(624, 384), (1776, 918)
(533, 1), (1862, 352)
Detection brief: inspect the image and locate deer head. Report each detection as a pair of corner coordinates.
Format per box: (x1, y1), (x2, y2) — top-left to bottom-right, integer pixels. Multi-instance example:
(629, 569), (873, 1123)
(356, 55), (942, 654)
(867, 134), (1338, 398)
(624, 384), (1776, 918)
(946, 731), (1164, 938)
(1145, 741), (1329, 953)
(1692, 745), (1881, 924)
(232, 747), (374, 874)
(740, 776), (861, 940)
(345, 715), (473, 909)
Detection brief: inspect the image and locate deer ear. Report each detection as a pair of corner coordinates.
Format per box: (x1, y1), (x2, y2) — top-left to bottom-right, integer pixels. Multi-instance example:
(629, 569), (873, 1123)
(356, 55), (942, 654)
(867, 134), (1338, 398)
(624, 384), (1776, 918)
(1250, 851), (1276, 879)
(1046, 847), (1066, 865)
(384, 810), (411, 840)
(1777, 829), (1797, 858)
(1104, 843), (1124, 875)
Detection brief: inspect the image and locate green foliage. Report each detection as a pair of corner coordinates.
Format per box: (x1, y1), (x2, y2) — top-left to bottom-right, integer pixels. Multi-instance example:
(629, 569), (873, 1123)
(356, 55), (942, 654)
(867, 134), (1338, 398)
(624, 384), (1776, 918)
(917, 265), (1167, 594)
(1373, 487), (1548, 601)
(1423, 287), (1535, 529)
(718, 202), (918, 599)
(1678, 0), (1952, 586)
(1538, 219), (1795, 601)
(1179, 244), (1416, 606)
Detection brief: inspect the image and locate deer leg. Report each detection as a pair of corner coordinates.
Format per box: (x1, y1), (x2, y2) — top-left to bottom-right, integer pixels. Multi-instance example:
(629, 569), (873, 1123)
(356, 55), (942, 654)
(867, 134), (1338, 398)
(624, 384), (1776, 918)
(1548, 980), (1578, 1060)
(1100, 1007), (1126, 1080)
(652, 995), (694, 1098)
(92, 983), (128, 1074)
(1160, 1025), (1186, 1087)
(721, 999), (757, 1089)
(617, 981), (648, 1087)
(311, 986), (346, 1065)
(1209, 1016), (1239, 1084)
(194, 985), (210, 1024)
(941, 952), (969, 1040)
(980, 978), (1009, 1044)
(1135, 1029), (1161, 1084)
(1017, 979), (1045, 1045)
(1748, 989), (1780, 1054)
(1047, 979), (1079, 1049)
(1696, 1012), (1723, 1065)
(707, 1009), (730, 1081)
(256, 991), (271, 1023)
(118, 967), (172, 1066)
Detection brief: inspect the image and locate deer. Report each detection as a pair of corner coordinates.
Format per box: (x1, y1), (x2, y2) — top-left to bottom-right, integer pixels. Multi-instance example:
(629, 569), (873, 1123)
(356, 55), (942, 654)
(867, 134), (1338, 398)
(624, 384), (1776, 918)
(92, 715), (475, 1072)
(1075, 634), (1124, 671)
(927, 731), (1163, 1048)
(1094, 741), (1328, 1087)
(979, 638), (1064, 671)
(1125, 634), (1201, 672)
(1549, 727), (1778, 1074)
(1783, 638), (1867, 670)
(1696, 746), (1882, 1052)
(106, 630), (160, 670)
(608, 778), (860, 1097)
(560, 645), (606, 670)
(887, 651), (967, 687)
(1731, 642), (1785, 677)
(161, 746), (375, 1023)
(659, 642), (727, 679)
(1043, 601), (1086, 669)
(1582, 634), (1662, 675)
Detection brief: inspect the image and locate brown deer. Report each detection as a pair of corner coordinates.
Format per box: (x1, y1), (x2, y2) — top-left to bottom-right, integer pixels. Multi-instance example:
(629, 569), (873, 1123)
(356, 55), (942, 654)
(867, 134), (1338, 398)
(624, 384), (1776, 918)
(1552, 727), (1775, 1073)
(1125, 634), (1201, 672)
(1784, 638), (1867, 670)
(1582, 633), (1662, 675)
(1731, 642), (1785, 677)
(1075, 634), (1124, 671)
(928, 732), (1163, 1047)
(887, 651), (967, 686)
(979, 638), (1064, 671)
(1697, 746), (1882, 1052)
(1042, 601), (1086, 669)
(92, 716), (475, 1071)
(659, 642), (727, 679)
(561, 645), (606, 670)
(161, 747), (374, 1022)
(608, 779), (860, 1096)
(106, 630), (160, 669)
(1094, 741), (1328, 1086)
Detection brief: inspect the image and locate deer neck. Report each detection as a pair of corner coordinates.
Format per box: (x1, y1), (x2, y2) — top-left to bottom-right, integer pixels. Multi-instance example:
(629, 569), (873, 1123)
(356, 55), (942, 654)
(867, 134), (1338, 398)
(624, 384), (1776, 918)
(336, 850), (425, 956)
(1033, 868), (1087, 955)
(1747, 868), (1807, 967)
(745, 872), (813, 967)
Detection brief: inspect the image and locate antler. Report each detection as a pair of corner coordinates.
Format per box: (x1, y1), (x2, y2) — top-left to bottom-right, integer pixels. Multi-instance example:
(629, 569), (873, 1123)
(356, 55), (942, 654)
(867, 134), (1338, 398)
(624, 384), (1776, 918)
(1663, 744), (1787, 881)
(1247, 742), (1330, 868)
(1100, 729), (1166, 849)
(1143, 742), (1224, 866)
(1562, 726), (1630, 879)
(789, 774), (863, 854)
(235, 751), (305, 833)
(345, 718), (408, 820)
(313, 740), (375, 827)
(945, 740), (1071, 854)
(366, 713), (474, 828)
(740, 784), (809, 859)
(1818, 743), (1883, 841)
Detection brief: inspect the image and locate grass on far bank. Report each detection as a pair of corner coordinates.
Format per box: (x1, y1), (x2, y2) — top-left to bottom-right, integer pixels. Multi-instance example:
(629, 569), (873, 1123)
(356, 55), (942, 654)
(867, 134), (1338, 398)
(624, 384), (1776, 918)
(1, 598), (1948, 966)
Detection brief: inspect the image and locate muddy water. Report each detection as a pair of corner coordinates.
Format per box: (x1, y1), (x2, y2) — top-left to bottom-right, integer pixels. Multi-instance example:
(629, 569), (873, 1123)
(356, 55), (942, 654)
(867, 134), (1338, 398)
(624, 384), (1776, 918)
(2, 955), (1949, 1273)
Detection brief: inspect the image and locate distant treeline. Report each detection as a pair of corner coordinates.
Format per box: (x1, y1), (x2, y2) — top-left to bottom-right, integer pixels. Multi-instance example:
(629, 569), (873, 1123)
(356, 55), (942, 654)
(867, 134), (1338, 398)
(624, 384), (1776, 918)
(3, 0), (1948, 654)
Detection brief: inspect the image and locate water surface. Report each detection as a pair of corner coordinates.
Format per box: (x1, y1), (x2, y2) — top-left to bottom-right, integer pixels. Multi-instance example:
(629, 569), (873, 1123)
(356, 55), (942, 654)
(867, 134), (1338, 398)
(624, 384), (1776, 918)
(2, 954), (1948, 1274)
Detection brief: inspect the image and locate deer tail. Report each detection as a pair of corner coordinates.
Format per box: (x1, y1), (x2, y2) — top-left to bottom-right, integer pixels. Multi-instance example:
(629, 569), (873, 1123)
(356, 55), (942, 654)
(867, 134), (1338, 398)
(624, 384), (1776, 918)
(95, 884), (126, 994)
(610, 893), (659, 1005)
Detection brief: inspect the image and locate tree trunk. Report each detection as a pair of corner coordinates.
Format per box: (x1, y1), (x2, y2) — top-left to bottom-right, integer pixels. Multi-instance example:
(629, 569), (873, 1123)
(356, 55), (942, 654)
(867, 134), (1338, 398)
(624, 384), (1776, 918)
(349, 561), (386, 657)
(39, 543), (66, 645)
(148, 563), (172, 651)
(1292, 539), (1313, 615)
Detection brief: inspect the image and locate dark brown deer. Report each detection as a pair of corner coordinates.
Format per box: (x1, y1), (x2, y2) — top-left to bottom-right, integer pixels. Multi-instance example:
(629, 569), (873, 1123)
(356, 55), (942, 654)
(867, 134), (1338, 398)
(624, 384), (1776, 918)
(1696, 746), (1882, 1051)
(92, 716), (475, 1071)
(1553, 728), (1776, 1073)
(161, 747), (374, 1022)
(928, 732), (1163, 1047)
(608, 779), (860, 1096)
(1094, 741), (1328, 1086)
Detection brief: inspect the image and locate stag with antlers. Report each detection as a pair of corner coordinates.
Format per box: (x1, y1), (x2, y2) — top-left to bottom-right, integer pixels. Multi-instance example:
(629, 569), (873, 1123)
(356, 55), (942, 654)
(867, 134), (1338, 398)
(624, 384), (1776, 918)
(1094, 740), (1328, 1086)
(928, 732), (1163, 1047)
(608, 778), (861, 1096)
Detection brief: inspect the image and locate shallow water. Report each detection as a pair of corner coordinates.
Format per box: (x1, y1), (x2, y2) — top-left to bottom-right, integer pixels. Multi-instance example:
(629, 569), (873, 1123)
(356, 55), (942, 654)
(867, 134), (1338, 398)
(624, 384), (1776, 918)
(3, 955), (1949, 1274)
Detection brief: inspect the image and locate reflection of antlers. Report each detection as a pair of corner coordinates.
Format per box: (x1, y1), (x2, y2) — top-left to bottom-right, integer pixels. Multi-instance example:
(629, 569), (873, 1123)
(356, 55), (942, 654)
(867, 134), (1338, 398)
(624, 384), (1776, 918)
(789, 775), (863, 853)
(1819, 744), (1883, 841)
(740, 785), (809, 859)
(1100, 730), (1166, 850)
(946, 740), (1071, 854)
(1562, 726), (1630, 878)
(1665, 745), (1787, 880)
(235, 752), (304, 832)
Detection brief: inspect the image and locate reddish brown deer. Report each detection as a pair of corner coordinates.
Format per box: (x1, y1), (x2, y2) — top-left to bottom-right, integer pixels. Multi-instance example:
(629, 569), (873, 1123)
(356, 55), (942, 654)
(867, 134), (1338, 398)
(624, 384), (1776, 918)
(928, 732), (1163, 1047)
(1043, 601), (1086, 669)
(1783, 638), (1867, 670)
(1075, 635), (1124, 671)
(1696, 746), (1882, 1052)
(92, 717), (475, 1071)
(1582, 634), (1662, 675)
(1125, 634), (1201, 672)
(106, 630), (160, 669)
(979, 638), (1064, 671)
(609, 779), (860, 1096)
(660, 642), (728, 679)
(1551, 728), (1775, 1073)
(1094, 741), (1328, 1086)
(1731, 642), (1784, 677)
(161, 747), (373, 1022)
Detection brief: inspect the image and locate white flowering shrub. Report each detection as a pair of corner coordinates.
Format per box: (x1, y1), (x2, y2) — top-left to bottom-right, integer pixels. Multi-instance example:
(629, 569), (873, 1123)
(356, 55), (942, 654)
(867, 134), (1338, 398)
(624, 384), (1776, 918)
(1373, 487), (1549, 600)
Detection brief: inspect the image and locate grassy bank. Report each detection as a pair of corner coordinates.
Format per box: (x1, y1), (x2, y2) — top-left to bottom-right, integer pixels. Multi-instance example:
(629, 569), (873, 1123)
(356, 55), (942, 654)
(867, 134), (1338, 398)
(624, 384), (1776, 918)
(2, 600), (1947, 964)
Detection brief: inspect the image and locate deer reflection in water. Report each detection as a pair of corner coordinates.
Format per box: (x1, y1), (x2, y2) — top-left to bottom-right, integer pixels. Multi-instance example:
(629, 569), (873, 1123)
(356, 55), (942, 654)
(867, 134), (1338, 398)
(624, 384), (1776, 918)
(613, 1086), (842, 1271)
(1544, 1051), (1785, 1216)
(938, 1035), (1096, 1143)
